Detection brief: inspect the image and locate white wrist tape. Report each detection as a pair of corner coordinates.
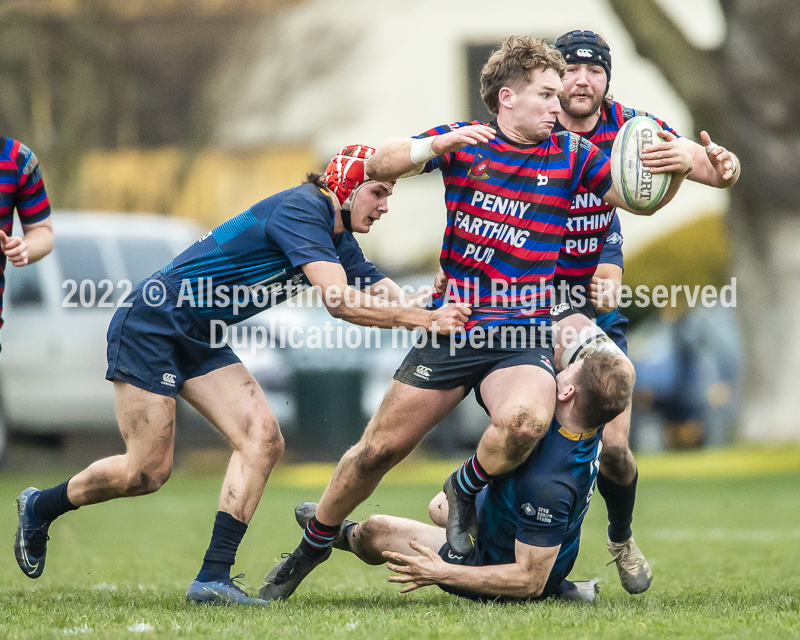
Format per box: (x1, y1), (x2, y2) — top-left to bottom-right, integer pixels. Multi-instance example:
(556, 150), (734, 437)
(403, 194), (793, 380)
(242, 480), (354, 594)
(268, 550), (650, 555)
(561, 325), (624, 370)
(704, 140), (718, 153)
(410, 137), (437, 165)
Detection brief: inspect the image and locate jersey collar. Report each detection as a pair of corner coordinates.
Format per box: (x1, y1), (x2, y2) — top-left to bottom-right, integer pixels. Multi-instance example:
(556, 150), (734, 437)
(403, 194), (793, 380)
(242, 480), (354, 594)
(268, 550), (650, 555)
(558, 425), (601, 440)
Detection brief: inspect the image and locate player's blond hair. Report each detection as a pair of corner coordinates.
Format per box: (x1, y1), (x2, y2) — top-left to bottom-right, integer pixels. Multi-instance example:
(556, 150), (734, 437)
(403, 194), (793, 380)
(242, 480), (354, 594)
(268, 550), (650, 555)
(574, 351), (632, 428)
(480, 35), (566, 115)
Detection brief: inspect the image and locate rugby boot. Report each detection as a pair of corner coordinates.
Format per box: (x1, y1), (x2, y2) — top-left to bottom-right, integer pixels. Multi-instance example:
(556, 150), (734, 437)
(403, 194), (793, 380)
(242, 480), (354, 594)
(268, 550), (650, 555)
(607, 536), (652, 594)
(294, 502), (357, 552)
(186, 574), (269, 606)
(554, 579), (600, 603)
(258, 546), (331, 601)
(443, 471), (478, 557)
(14, 487), (51, 579)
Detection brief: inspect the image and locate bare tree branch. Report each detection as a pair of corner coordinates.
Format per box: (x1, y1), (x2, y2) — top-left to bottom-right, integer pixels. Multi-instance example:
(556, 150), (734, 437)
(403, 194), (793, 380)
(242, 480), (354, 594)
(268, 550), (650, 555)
(605, 0), (727, 125)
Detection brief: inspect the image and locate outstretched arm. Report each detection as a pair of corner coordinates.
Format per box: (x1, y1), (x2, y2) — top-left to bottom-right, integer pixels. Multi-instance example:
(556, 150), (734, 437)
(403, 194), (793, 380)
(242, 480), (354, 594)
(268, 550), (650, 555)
(604, 130), (693, 216)
(385, 539), (560, 599)
(302, 261), (470, 333)
(366, 125), (496, 182)
(640, 129), (739, 188)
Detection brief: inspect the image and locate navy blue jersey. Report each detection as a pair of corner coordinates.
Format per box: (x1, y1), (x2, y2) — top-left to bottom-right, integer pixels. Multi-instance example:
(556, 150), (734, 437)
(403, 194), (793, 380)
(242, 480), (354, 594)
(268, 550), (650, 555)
(597, 211), (623, 269)
(472, 419), (602, 579)
(160, 183), (384, 323)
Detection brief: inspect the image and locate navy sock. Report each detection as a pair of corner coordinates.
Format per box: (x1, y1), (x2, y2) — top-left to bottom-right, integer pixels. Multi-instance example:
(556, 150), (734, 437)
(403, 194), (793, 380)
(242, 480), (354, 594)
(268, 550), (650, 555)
(299, 516), (338, 558)
(32, 480), (78, 523)
(455, 455), (493, 496)
(597, 470), (637, 543)
(196, 511), (248, 583)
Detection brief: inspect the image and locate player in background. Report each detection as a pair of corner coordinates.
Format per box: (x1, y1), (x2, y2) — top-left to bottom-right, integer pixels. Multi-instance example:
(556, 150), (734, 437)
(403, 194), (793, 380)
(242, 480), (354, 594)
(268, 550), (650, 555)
(293, 351), (631, 603)
(258, 36), (692, 602)
(550, 29), (740, 594)
(0, 137), (54, 348)
(13, 145), (469, 605)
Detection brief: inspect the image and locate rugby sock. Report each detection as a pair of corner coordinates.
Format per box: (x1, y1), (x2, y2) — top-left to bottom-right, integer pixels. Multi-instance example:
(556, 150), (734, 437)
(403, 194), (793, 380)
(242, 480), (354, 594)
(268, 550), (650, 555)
(195, 511), (248, 583)
(597, 470), (638, 543)
(455, 455), (494, 496)
(32, 479), (78, 524)
(299, 516), (339, 558)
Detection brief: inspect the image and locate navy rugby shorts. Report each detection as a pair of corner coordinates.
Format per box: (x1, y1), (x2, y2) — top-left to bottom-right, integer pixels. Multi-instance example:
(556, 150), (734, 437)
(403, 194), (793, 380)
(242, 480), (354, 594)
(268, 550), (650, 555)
(393, 328), (555, 412)
(105, 273), (240, 397)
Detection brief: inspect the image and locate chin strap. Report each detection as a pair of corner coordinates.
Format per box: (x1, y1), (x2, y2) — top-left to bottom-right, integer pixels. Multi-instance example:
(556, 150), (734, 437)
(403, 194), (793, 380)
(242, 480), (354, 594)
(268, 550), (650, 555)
(341, 208), (353, 232)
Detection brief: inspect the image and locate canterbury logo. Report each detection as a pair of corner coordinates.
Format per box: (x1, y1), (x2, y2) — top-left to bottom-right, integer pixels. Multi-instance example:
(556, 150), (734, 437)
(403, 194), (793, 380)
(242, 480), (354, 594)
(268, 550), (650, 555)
(576, 48), (593, 58)
(161, 373), (177, 386)
(413, 365), (432, 380)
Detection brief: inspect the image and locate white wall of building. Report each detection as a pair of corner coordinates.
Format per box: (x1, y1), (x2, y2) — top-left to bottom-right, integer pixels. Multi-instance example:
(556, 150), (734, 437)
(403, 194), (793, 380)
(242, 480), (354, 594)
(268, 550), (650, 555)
(215, 0), (729, 269)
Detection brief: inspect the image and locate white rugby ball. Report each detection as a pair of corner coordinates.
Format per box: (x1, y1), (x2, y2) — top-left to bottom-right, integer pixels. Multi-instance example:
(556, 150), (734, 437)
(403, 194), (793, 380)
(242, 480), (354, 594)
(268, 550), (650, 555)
(610, 116), (671, 211)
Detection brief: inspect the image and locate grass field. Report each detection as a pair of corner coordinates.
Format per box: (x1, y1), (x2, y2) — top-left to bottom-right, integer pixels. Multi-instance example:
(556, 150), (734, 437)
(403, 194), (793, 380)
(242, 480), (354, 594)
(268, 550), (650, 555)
(2, 447), (800, 639)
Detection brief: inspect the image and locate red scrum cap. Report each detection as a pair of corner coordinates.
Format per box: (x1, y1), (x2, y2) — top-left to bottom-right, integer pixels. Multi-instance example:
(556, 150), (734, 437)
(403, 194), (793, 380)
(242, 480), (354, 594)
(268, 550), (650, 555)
(323, 144), (393, 209)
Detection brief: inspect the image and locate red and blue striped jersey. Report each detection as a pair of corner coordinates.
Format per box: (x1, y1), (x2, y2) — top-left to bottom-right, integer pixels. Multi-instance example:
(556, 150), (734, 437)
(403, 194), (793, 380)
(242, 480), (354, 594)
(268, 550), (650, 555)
(0, 138), (51, 329)
(417, 121), (612, 331)
(553, 101), (676, 292)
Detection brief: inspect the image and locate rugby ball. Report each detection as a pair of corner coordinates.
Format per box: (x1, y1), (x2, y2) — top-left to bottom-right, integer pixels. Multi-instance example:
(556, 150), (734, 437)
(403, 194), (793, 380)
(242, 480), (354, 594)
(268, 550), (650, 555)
(610, 116), (671, 211)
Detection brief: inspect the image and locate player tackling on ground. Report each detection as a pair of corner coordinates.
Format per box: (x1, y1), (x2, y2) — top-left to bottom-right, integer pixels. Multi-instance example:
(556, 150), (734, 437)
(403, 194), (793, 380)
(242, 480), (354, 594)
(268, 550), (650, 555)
(549, 29), (740, 594)
(13, 146), (468, 605)
(293, 350), (631, 602)
(258, 36), (693, 602)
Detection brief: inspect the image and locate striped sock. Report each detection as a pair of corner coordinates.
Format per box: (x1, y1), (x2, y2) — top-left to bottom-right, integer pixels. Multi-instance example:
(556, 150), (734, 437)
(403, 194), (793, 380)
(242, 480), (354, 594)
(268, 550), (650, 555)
(299, 516), (338, 558)
(455, 455), (493, 496)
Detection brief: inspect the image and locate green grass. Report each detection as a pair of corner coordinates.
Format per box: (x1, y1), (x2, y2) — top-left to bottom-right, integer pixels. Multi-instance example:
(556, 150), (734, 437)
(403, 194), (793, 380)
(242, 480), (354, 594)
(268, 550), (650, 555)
(2, 449), (800, 639)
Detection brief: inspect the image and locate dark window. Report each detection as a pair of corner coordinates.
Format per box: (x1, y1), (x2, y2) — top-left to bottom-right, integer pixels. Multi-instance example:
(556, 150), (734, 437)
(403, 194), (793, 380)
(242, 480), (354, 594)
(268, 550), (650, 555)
(466, 43), (498, 123)
(6, 263), (43, 308)
(56, 237), (111, 311)
(56, 238), (109, 285)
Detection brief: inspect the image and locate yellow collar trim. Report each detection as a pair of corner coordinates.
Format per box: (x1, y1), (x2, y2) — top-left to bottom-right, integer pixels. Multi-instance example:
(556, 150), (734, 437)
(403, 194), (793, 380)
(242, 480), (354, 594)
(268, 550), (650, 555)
(558, 426), (600, 441)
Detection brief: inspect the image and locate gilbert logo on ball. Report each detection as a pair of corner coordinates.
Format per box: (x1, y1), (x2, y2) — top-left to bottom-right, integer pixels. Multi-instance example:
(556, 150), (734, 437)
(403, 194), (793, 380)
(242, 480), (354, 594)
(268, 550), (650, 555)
(610, 116), (671, 211)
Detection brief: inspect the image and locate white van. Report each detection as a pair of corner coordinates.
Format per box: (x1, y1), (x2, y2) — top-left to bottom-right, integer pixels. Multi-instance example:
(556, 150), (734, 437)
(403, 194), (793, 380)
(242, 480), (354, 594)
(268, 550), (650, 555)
(0, 212), (293, 459)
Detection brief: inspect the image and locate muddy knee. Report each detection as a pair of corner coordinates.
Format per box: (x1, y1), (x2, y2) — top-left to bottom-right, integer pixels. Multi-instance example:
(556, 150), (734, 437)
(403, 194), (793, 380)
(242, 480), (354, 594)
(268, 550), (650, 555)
(350, 515), (393, 565)
(243, 414), (285, 468)
(502, 409), (549, 463)
(600, 443), (636, 483)
(351, 439), (406, 479)
(124, 461), (172, 496)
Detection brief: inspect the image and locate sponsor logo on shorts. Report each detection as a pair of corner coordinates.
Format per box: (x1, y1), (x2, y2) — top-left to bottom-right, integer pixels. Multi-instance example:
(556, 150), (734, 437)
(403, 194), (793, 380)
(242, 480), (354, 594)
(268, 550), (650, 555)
(414, 365), (432, 380)
(161, 373), (177, 387)
(467, 153), (491, 181)
(551, 302), (571, 317)
(539, 355), (554, 373)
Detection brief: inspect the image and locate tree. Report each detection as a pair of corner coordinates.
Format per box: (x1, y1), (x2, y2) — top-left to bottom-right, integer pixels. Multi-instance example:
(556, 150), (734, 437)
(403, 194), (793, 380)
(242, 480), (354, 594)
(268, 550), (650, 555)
(606, 0), (800, 441)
